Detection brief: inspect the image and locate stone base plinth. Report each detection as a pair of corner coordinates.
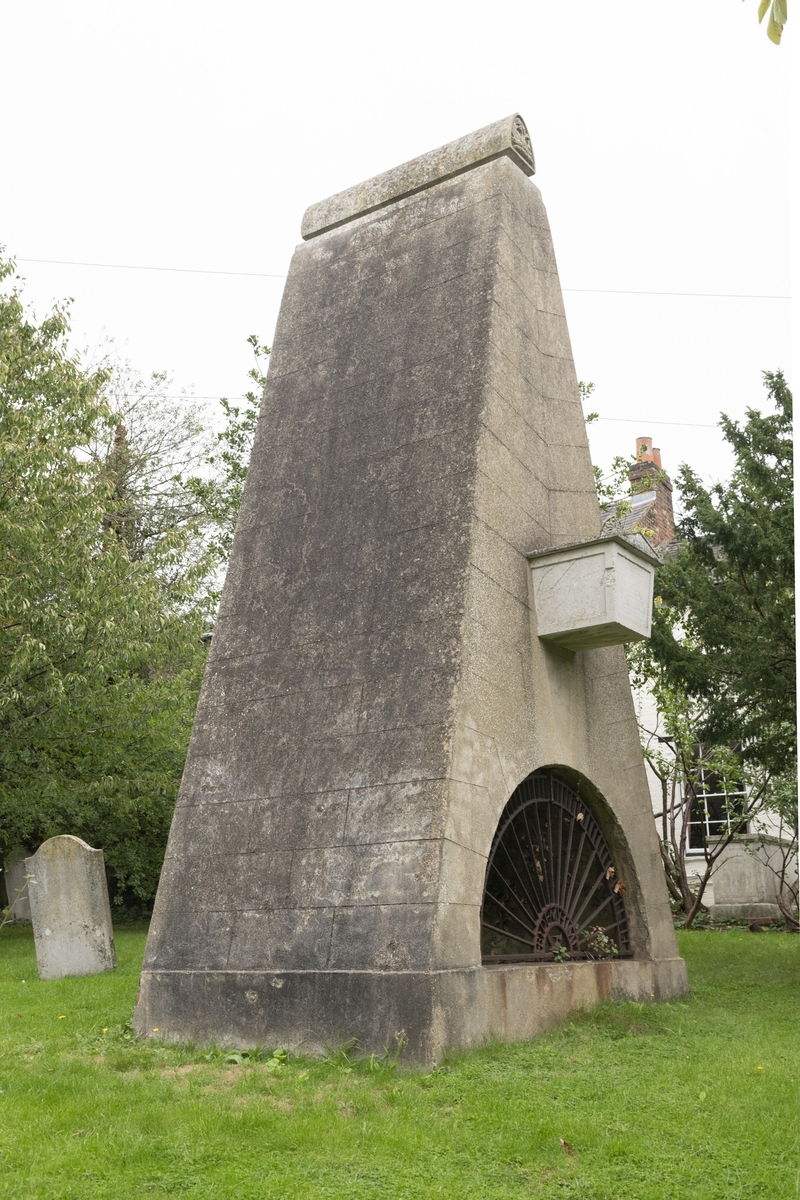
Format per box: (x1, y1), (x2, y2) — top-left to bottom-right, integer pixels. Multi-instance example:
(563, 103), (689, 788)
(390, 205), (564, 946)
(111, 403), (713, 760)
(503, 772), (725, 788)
(134, 958), (688, 1065)
(708, 903), (783, 922)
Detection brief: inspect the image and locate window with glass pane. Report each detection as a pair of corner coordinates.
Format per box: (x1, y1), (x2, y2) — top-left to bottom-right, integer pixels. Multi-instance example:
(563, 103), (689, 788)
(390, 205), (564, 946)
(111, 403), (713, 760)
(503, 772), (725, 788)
(686, 747), (747, 851)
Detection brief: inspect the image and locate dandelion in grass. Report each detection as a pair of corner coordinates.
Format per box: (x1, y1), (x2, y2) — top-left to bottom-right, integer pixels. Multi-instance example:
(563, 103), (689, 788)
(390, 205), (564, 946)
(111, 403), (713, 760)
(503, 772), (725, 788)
(58, 1015), (66, 1020)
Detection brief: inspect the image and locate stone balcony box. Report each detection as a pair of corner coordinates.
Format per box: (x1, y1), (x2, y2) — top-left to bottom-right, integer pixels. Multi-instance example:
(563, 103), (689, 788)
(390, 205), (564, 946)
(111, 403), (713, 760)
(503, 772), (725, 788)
(527, 532), (660, 652)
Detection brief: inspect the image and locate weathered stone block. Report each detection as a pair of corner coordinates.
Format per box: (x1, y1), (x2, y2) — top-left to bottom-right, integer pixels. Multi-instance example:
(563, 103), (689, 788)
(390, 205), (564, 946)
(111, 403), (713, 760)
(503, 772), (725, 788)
(343, 780), (446, 844)
(227, 907), (336, 971)
(327, 903), (437, 970)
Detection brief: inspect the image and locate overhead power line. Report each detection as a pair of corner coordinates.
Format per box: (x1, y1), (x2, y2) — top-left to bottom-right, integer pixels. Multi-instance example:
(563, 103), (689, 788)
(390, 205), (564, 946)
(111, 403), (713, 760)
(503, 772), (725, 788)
(138, 395), (720, 430)
(15, 257), (790, 300)
(593, 416), (718, 429)
(564, 287), (789, 301)
(17, 257), (287, 280)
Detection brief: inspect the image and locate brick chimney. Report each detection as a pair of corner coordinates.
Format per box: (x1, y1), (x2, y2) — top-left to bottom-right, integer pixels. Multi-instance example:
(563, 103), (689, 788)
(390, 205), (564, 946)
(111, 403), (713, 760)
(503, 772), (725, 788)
(628, 436), (675, 548)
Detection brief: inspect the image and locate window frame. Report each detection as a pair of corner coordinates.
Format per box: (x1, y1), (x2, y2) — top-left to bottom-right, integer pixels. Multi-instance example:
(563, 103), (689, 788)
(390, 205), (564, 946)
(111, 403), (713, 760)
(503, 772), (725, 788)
(685, 746), (748, 855)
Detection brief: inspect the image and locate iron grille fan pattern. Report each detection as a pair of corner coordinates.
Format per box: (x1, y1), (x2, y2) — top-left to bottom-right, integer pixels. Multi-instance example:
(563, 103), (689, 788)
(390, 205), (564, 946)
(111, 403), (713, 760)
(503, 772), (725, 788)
(481, 771), (631, 963)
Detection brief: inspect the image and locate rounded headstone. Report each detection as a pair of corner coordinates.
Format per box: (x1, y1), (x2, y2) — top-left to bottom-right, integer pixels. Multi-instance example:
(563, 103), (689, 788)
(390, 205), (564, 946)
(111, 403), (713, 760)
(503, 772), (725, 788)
(25, 835), (116, 979)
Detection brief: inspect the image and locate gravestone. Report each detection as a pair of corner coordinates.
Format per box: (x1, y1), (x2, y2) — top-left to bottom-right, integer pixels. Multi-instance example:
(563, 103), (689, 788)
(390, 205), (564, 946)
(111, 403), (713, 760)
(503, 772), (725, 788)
(26, 835), (116, 979)
(708, 835), (794, 922)
(2, 852), (32, 923)
(135, 114), (687, 1062)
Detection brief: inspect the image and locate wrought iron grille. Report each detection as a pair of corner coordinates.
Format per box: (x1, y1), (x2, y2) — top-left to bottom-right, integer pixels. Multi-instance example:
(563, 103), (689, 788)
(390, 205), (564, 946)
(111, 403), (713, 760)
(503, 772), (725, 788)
(481, 771), (632, 963)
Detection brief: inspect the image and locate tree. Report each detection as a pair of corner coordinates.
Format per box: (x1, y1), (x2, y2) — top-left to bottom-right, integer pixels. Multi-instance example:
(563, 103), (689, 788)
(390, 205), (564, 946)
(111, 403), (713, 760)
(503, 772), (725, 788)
(184, 333), (268, 583)
(625, 372), (796, 923)
(641, 372), (794, 782)
(0, 257), (210, 909)
(636, 678), (793, 927)
(1, 253), (268, 910)
(87, 357), (214, 565)
(587, 372), (796, 923)
(580, 382), (665, 536)
(753, 0), (788, 44)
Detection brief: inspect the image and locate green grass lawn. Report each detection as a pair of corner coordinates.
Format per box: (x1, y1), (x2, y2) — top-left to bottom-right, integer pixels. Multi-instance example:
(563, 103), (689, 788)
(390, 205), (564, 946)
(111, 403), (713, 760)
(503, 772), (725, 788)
(0, 925), (797, 1199)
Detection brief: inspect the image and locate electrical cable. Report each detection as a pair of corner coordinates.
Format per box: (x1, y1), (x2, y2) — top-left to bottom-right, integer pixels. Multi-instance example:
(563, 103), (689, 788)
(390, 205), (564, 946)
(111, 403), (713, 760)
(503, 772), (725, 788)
(14, 258), (790, 300)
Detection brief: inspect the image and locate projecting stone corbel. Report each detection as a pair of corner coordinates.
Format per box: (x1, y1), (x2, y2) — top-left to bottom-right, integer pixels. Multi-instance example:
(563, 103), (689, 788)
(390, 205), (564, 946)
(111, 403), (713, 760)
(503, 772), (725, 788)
(527, 529), (661, 652)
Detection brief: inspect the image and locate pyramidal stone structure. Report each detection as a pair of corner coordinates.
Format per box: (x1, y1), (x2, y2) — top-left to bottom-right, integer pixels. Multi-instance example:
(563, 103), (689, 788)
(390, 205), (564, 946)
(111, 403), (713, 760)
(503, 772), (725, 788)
(135, 115), (687, 1062)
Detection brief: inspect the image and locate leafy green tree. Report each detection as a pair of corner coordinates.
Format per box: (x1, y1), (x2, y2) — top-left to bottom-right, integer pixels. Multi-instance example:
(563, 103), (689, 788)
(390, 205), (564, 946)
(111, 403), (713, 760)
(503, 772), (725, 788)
(637, 678), (788, 927)
(88, 358), (214, 565)
(754, 0), (787, 44)
(0, 257), (211, 910)
(579, 385), (663, 533)
(184, 334), (268, 583)
(639, 371), (794, 782)
(1, 253), (267, 910)
(630, 372), (796, 923)
(588, 372), (796, 921)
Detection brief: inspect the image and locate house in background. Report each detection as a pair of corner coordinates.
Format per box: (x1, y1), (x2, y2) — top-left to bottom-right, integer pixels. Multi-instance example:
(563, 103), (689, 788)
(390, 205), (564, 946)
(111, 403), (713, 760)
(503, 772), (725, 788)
(604, 437), (796, 921)
(608, 436), (677, 549)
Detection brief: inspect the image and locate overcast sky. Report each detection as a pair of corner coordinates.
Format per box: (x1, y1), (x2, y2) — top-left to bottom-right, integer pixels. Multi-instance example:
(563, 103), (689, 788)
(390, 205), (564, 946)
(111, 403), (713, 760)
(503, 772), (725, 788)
(1, 1), (792, 495)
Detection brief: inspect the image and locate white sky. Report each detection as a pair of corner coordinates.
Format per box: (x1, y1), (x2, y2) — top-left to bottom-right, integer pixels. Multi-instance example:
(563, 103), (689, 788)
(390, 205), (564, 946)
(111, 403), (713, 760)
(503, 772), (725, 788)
(1, 0), (793, 496)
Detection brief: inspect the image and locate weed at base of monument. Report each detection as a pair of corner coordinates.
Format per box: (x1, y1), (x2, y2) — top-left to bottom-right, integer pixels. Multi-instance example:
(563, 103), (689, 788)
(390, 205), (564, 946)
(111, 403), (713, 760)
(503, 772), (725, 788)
(200, 1045), (288, 1070)
(321, 1036), (359, 1070)
(228, 1046), (287, 1070)
(367, 1032), (406, 1073)
(321, 1032), (406, 1072)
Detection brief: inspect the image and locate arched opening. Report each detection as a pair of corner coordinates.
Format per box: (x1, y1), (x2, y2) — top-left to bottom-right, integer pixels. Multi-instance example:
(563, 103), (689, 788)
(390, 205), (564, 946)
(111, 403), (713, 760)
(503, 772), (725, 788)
(481, 770), (632, 964)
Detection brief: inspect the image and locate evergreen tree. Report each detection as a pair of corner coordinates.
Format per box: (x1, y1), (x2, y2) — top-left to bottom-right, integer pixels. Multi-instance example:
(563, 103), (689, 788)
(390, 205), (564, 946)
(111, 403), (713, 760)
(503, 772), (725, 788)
(638, 371), (795, 782)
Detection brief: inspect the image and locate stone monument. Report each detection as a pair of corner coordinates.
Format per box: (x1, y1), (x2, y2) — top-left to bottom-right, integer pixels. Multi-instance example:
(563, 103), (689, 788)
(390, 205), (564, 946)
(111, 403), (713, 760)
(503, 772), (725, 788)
(26, 835), (116, 979)
(708, 835), (796, 922)
(135, 114), (687, 1061)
